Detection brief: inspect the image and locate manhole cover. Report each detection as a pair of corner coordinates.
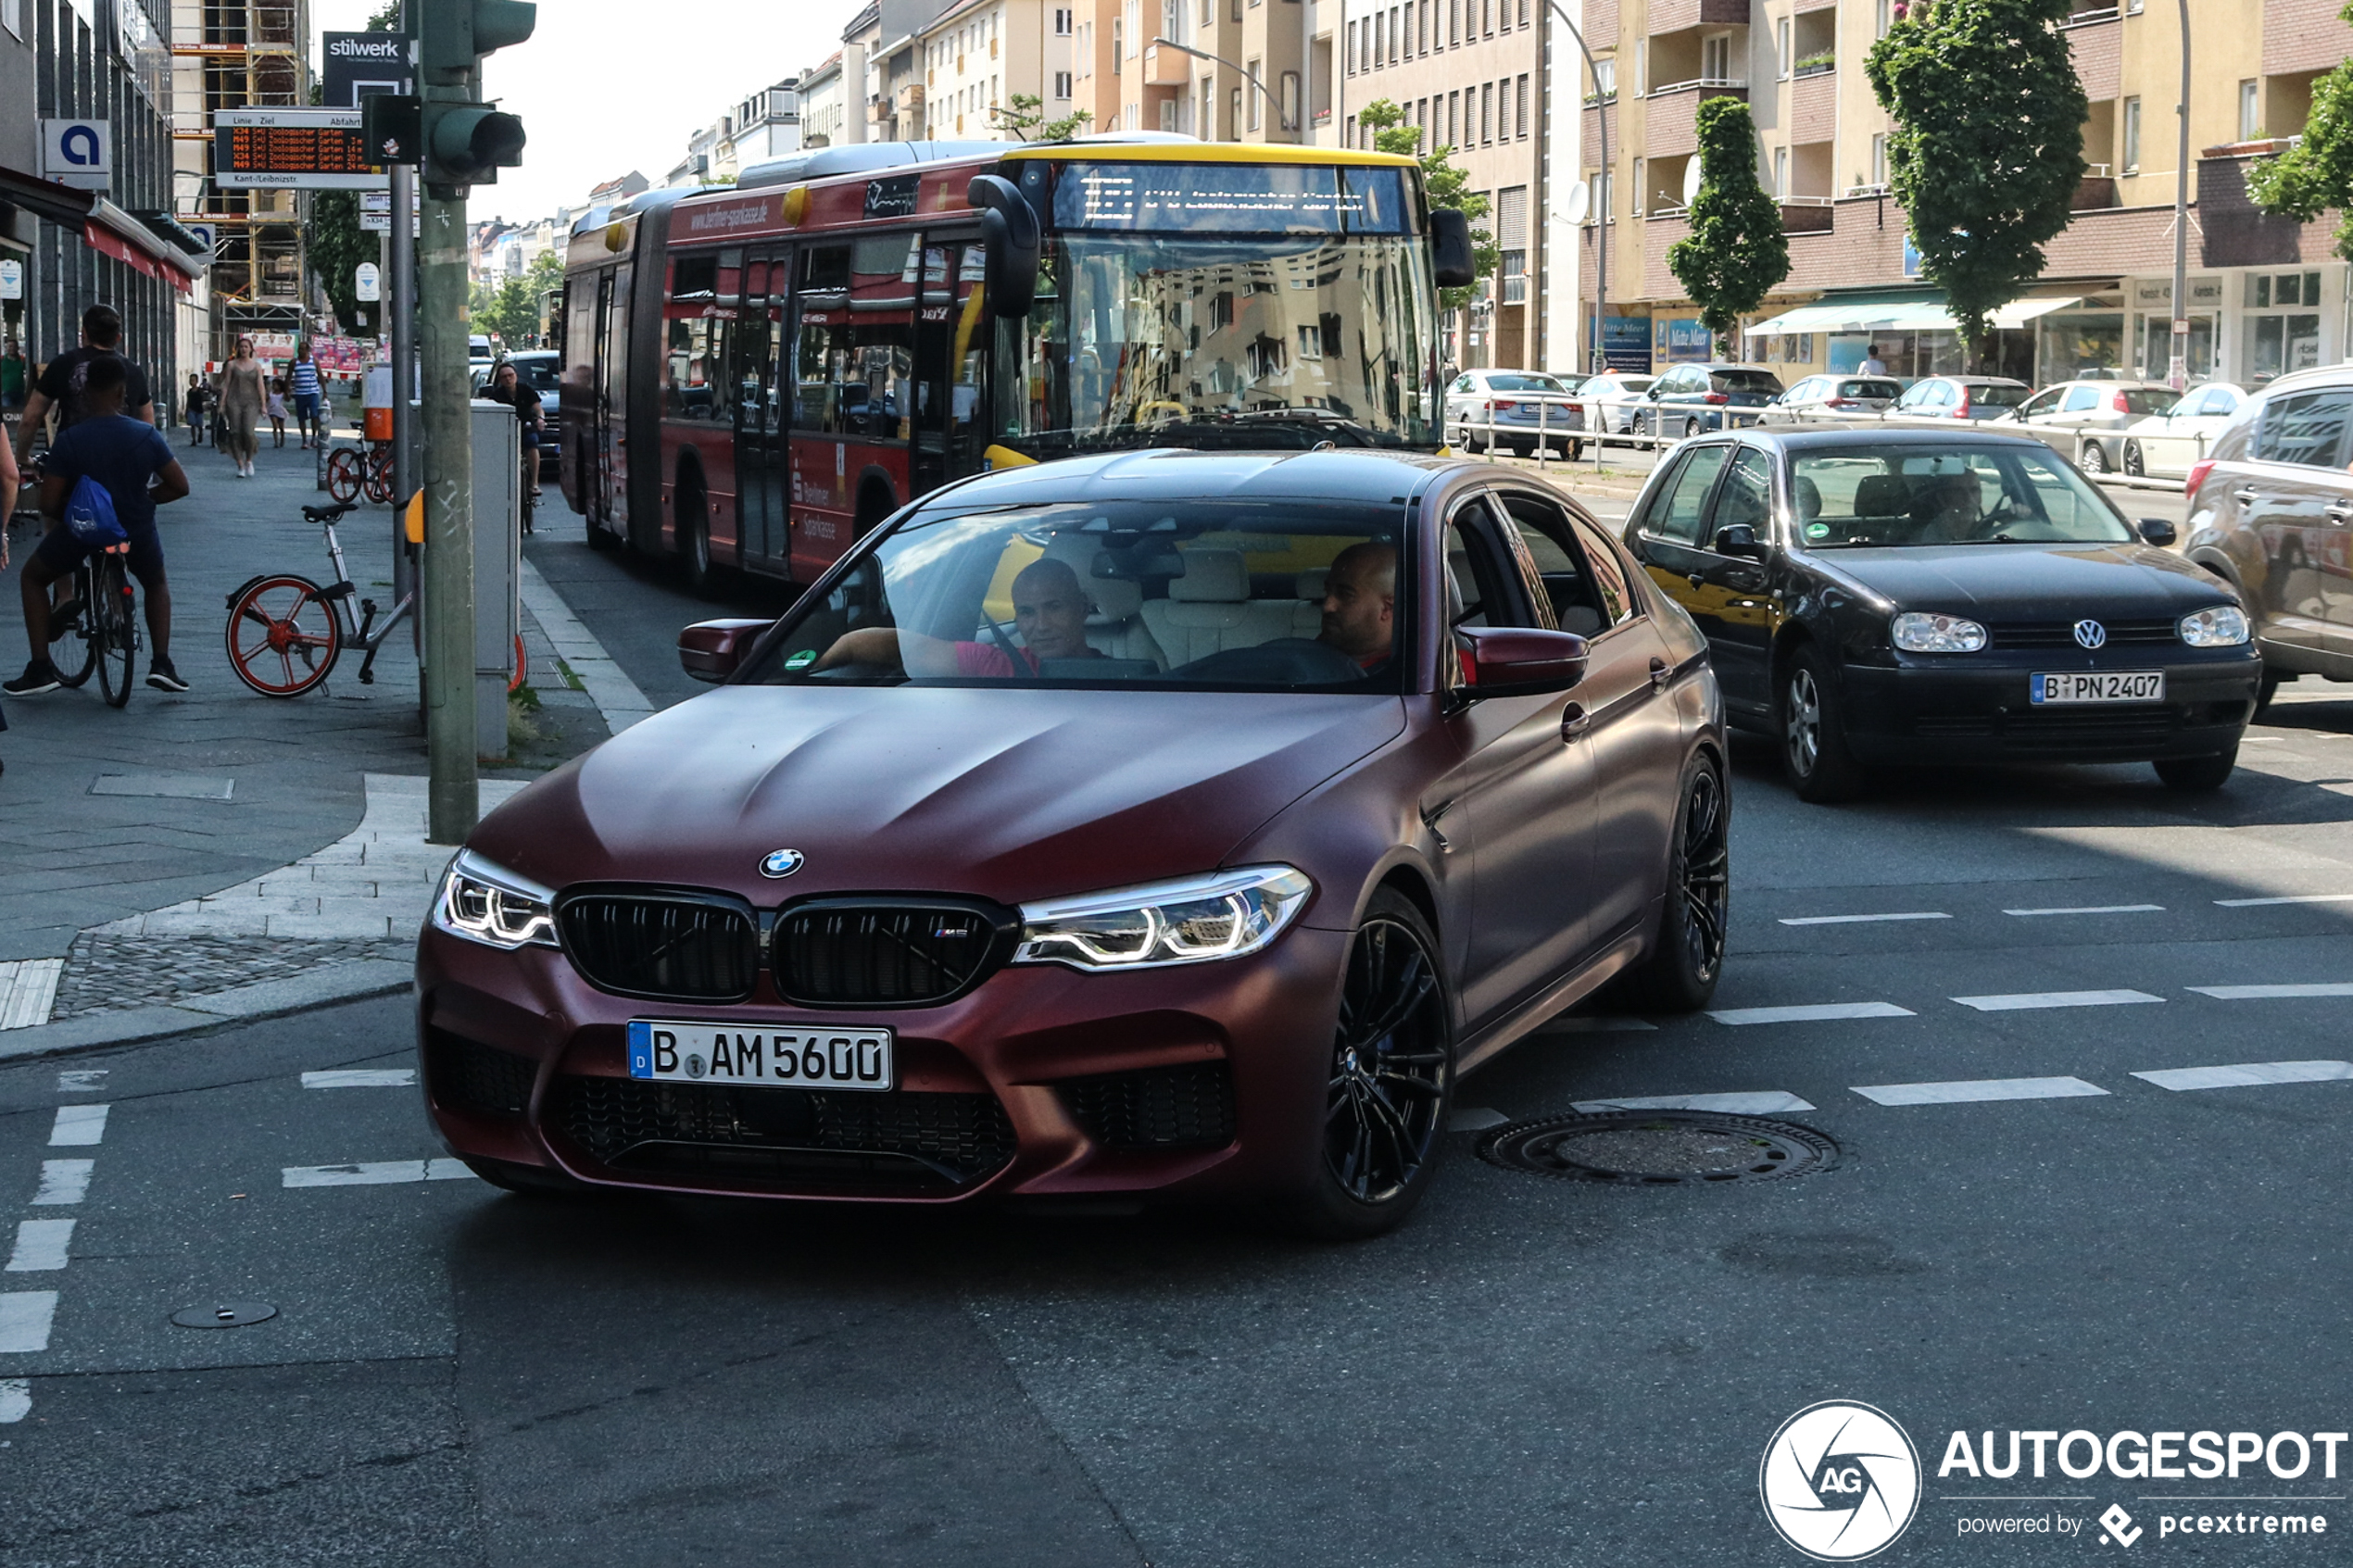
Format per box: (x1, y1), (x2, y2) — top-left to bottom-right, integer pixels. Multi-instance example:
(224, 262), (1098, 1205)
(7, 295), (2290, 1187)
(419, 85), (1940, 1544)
(1478, 1111), (1839, 1185)
(170, 1301), (278, 1329)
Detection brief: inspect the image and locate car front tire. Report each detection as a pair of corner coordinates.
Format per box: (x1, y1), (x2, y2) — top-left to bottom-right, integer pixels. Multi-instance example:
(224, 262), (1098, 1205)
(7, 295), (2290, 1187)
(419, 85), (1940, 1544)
(1621, 757), (1730, 1012)
(1780, 645), (1869, 803)
(2080, 440), (2110, 474)
(2154, 747), (2237, 790)
(2123, 441), (2145, 478)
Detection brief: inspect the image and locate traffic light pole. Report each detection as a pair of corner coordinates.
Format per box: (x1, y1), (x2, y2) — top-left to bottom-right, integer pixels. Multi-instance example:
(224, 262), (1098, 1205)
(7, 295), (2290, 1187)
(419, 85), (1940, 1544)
(420, 192), (477, 845)
(389, 161), (418, 621)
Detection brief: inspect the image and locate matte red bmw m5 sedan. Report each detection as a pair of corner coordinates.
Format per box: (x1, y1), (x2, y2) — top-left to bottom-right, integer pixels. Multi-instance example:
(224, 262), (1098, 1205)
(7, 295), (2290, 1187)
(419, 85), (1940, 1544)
(418, 448), (1729, 1236)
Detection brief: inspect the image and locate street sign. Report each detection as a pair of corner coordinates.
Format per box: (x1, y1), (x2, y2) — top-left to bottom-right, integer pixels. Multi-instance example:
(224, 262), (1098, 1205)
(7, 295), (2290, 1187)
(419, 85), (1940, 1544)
(40, 119), (111, 191)
(211, 108), (386, 190)
(357, 261), (382, 302)
(0, 259), (21, 300)
(359, 190), (420, 235)
(184, 222), (217, 257)
(323, 31), (412, 107)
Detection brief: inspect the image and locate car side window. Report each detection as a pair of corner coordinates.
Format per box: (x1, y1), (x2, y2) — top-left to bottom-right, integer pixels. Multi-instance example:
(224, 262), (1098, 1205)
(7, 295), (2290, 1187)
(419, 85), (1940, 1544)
(1711, 448), (1775, 537)
(1647, 444), (1733, 546)
(1443, 501), (1517, 632)
(1494, 492), (1620, 635)
(1896, 382), (1930, 409)
(2018, 388), (2059, 417)
(2196, 386), (2237, 416)
(2060, 385), (2099, 413)
(2252, 391), (2353, 468)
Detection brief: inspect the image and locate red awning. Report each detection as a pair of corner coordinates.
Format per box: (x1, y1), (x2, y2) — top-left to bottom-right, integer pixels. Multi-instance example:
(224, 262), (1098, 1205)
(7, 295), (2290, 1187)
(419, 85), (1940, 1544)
(82, 201), (200, 293)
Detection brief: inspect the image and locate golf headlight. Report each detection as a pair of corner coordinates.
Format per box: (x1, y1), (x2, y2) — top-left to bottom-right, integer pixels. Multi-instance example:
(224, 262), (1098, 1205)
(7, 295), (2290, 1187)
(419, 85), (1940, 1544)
(1891, 611), (1988, 653)
(1014, 866), (1314, 970)
(433, 849), (559, 949)
(2178, 606), (2249, 646)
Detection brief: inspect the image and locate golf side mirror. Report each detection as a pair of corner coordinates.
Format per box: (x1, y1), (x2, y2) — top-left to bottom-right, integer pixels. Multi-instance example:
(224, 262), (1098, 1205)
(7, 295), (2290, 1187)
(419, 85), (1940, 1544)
(967, 175), (1040, 319)
(678, 619), (772, 683)
(1455, 627), (1589, 698)
(1429, 207), (1476, 289)
(1712, 523), (1768, 559)
(2136, 517), (2178, 547)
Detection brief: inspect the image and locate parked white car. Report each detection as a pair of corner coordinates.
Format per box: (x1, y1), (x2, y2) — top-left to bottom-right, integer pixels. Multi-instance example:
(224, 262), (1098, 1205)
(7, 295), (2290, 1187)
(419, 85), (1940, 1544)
(1759, 374), (1905, 424)
(1576, 372), (1658, 439)
(2007, 379), (2177, 471)
(2117, 383), (2250, 480)
(1441, 369), (1585, 457)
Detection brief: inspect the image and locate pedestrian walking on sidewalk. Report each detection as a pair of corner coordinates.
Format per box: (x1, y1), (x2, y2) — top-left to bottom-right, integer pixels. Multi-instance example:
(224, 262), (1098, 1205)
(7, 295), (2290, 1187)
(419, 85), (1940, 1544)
(18, 305), (156, 437)
(0, 416), (16, 771)
(267, 379), (288, 446)
(216, 336), (268, 479)
(6, 358), (190, 698)
(288, 345), (322, 448)
(183, 372), (209, 446)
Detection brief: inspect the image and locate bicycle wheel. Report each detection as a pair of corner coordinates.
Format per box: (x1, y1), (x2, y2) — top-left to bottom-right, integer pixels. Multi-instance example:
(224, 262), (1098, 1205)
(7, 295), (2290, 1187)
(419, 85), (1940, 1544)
(53, 566), (98, 690)
(224, 573), (341, 696)
(363, 449), (395, 503)
(93, 553), (137, 709)
(326, 448), (362, 505)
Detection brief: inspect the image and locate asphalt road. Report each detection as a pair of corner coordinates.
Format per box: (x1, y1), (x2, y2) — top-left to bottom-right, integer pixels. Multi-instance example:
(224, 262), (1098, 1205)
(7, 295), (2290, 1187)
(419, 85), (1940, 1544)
(4, 505), (2347, 1567)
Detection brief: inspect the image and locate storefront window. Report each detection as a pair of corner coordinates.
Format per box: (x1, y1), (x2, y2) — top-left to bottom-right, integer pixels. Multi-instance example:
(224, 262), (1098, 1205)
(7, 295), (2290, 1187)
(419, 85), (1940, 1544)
(2241, 272), (2325, 385)
(2037, 312), (2124, 380)
(2133, 315), (2215, 382)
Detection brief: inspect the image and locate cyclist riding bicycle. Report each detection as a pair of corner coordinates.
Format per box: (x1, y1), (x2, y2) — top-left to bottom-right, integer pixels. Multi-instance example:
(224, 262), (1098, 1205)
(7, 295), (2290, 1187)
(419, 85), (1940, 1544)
(6, 357), (190, 696)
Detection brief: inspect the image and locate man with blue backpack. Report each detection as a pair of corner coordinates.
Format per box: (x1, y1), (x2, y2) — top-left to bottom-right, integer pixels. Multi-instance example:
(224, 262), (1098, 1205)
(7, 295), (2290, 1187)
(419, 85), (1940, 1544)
(6, 356), (190, 696)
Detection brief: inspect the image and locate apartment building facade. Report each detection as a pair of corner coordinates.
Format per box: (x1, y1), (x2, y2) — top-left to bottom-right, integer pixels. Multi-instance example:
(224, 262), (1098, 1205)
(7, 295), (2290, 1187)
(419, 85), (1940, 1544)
(1580, 0), (2353, 386)
(912, 0), (1073, 139)
(1073, 0), (1336, 146)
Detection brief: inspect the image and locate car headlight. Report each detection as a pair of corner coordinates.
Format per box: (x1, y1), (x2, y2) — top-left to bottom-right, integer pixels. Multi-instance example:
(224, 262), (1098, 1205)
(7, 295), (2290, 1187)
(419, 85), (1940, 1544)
(433, 849), (560, 949)
(2178, 605), (2249, 646)
(1013, 866), (1314, 971)
(1891, 611), (1988, 654)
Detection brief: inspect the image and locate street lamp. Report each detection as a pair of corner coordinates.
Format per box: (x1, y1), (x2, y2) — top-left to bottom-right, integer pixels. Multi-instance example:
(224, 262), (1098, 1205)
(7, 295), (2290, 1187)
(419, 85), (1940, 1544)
(1151, 37), (1288, 133)
(1533, 0), (1612, 374)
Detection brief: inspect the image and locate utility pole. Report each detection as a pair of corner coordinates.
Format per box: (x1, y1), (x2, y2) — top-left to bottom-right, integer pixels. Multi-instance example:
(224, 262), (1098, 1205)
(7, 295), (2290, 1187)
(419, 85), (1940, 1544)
(389, 160), (418, 619)
(418, 191), (475, 845)
(1542, 0), (1608, 375)
(2168, 0), (2192, 391)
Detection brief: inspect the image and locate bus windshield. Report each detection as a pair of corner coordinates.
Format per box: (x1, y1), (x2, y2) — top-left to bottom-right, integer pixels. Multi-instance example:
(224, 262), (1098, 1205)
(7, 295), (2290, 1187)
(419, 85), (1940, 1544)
(991, 161), (1441, 453)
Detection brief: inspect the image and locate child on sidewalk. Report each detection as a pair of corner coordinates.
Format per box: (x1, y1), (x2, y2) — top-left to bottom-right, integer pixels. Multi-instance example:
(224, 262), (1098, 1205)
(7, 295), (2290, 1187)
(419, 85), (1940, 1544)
(267, 379), (288, 447)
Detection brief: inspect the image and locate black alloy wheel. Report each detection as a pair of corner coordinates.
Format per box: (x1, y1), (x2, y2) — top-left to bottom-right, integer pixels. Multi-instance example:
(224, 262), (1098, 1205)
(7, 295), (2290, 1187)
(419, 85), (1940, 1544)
(1621, 759), (1730, 1011)
(1684, 416), (1703, 440)
(2154, 747), (2237, 791)
(2122, 440), (2146, 478)
(1780, 643), (1868, 803)
(2080, 439), (2110, 474)
(1288, 888), (1453, 1240)
(677, 478), (715, 595)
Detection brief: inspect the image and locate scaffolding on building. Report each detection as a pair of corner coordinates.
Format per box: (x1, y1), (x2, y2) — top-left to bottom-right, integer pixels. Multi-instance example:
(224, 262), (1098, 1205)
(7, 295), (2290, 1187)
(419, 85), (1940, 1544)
(170, 0), (310, 355)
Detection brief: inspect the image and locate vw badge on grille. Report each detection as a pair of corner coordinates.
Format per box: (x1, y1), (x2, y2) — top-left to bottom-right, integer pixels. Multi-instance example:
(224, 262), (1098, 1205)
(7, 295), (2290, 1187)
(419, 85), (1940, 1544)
(760, 848), (805, 879)
(2072, 619), (2108, 650)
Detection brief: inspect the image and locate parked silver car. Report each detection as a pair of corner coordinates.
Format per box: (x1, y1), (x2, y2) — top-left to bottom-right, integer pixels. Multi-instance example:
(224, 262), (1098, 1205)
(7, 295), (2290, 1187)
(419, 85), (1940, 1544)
(1577, 372), (1658, 437)
(1443, 369), (1586, 457)
(2180, 365), (2353, 709)
(2010, 379), (2176, 472)
(1882, 375), (2034, 424)
(1760, 374), (1904, 424)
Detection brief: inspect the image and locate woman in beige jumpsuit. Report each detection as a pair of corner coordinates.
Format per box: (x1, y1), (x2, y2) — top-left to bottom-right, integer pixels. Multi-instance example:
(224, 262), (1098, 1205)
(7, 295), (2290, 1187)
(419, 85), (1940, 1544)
(215, 336), (269, 478)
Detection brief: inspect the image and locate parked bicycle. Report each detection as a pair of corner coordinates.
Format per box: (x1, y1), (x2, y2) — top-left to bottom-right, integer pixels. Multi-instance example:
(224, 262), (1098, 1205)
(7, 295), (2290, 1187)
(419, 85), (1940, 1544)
(223, 499), (412, 696)
(51, 538), (143, 709)
(325, 442), (394, 506)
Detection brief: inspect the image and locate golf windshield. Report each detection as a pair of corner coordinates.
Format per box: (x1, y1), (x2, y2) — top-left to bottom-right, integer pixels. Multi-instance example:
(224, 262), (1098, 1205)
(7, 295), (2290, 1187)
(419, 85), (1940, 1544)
(748, 499), (1412, 694)
(1792, 445), (2135, 547)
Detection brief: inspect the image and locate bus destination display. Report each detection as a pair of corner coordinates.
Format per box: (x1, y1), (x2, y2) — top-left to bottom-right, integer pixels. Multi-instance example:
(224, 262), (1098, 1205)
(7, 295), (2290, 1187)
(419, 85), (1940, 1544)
(212, 108), (386, 190)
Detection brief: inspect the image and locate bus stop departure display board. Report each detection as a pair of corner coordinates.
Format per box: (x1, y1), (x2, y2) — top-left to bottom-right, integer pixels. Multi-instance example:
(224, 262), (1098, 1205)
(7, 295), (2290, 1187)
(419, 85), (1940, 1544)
(212, 108), (386, 190)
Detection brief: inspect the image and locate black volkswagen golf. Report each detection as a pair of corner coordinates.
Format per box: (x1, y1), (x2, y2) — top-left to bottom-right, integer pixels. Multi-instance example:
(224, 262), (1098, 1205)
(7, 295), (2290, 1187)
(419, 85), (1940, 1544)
(1620, 428), (2260, 801)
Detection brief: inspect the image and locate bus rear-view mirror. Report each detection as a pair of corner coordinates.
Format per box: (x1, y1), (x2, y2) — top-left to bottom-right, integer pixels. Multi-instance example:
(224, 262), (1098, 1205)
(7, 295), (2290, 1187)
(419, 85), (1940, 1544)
(1430, 208), (1476, 289)
(967, 175), (1041, 319)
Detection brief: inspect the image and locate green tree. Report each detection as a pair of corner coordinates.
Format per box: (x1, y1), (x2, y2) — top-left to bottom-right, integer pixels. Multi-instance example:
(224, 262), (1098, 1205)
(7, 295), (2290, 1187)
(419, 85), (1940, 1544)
(1866, 0), (2086, 366)
(1666, 97), (1789, 344)
(1356, 98), (1496, 312)
(988, 92), (1091, 143)
(2247, 1), (2353, 257)
(471, 253), (561, 347)
(310, 189), (378, 333)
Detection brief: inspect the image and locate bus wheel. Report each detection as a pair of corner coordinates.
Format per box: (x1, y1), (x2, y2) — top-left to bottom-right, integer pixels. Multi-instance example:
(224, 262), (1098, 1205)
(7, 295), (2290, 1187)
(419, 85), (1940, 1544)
(677, 480), (715, 595)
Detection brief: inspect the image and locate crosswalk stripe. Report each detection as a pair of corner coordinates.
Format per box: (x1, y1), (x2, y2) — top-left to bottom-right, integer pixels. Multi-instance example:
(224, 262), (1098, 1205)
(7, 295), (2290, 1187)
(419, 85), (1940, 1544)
(2002, 905), (2165, 917)
(1852, 1076), (2109, 1107)
(281, 1159), (477, 1187)
(1707, 1001), (1916, 1025)
(1778, 912), (1951, 926)
(2186, 983), (2353, 999)
(48, 1105), (107, 1147)
(1572, 1090), (1818, 1114)
(300, 1070), (417, 1088)
(1951, 990), (2163, 1012)
(30, 1160), (92, 1207)
(2132, 1060), (2353, 1091)
(0, 1293), (59, 1353)
(2213, 894), (2353, 907)
(4, 1222), (74, 1273)
(0, 1379), (28, 1423)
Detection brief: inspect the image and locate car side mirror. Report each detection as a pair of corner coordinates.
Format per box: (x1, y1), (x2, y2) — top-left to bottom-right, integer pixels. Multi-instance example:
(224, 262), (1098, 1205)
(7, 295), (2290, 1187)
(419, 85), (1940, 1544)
(2136, 517), (2178, 546)
(1712, 523), (1768, 558)
(678, 618), (772, 683)
(1428, 207), (1476, 288)
(1455, 627), (1589, 698)
(967, 175), (1040, 319)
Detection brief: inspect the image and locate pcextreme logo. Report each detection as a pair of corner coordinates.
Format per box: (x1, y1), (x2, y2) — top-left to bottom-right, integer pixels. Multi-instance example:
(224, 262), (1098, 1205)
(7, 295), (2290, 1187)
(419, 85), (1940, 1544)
(1761, 1401), (1924, 1561)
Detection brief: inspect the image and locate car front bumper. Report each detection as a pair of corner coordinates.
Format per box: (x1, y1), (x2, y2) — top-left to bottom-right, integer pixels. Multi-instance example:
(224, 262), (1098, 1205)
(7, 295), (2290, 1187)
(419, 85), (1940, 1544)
(417, 921), (1350, 1207)
(1838, 649), (2261, 765)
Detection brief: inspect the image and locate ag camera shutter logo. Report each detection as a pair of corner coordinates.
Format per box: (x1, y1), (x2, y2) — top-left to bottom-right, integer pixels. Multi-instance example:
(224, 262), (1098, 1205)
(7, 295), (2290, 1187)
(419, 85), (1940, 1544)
(1761, 1401), (1922, 1561)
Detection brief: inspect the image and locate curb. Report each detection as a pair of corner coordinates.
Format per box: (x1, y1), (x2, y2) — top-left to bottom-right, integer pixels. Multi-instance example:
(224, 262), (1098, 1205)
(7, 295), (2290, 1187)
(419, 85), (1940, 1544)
(0, 958), (413, 1063)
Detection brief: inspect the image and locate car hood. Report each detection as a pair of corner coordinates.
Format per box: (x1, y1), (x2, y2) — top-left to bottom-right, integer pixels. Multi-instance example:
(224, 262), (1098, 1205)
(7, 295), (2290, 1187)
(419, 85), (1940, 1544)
(472, 686), (1408, 905)
(1802, 542), (2233, 617)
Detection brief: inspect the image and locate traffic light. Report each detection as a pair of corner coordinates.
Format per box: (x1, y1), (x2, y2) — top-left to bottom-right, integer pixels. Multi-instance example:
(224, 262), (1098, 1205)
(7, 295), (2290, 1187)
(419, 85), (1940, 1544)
(414, 0), (535, 195)
(359, 94), (421, 164)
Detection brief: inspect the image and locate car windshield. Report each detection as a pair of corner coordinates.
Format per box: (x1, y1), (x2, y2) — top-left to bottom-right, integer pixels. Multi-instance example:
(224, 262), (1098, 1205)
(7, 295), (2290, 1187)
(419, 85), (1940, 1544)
(746, 498), (1412, 693)
(1790, 444), (2134, 547)
(1842, 380), (1900, 399)
(2118, 388), (2172, 415)
(512, 358), (561, 394)
(1603, 377), (1655, 395)
(1713, 370), (1785, 395)
(1487, 373), (1569, 393)
(1968, 383), (2031, 408)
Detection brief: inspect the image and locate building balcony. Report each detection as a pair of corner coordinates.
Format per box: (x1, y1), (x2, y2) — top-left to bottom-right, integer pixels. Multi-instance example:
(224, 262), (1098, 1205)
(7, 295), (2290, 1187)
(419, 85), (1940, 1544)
(1779, 199), (1834, 233)
(2266, 0), (2353, 74)
(894, 82), (925, 113)
(1581, 98), (1619, 159)
(1584, 0), (1620, 44)
(1793, 0), (1834, 12)
(1642, 212), (1694, 302)
(2070, 174), (2117, 210)
(2196, 143), (2335, 267)
(1648, 0), (1749, 33)
(1642, 81), (1748, 161)
(2060, 8), (2119, 101)
(1790, 67), (1835, 143)
(1141, 43), (1191, 86)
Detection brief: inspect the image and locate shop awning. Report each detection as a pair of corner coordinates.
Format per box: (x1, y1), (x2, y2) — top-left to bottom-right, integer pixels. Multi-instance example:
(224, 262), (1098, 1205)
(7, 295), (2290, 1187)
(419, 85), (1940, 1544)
(82, 200), (203, 293)
(1748, 295), (2083, 334)
(0, 163), (98, 228)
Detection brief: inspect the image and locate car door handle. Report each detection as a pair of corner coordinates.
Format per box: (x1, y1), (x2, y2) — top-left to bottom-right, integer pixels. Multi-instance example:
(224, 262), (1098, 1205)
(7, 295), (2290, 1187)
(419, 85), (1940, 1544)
(1687, 571), (1705, 589)
(1649, 658), (1673, 691)
(2328, 504), (2353, 524)
(2233, 488), (2261, 504)
(1560, 703), (1591, 743)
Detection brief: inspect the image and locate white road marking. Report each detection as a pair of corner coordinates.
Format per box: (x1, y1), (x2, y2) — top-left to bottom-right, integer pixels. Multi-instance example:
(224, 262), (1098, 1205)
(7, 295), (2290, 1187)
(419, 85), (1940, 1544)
(281, 1158), (477, 1188)
(1447, 1107), (1510, 1132)
(2002, 904), (2165, 917)
(0, 959), (64, 1032)
(0, 1292), (59, 1353)
(54, 1070), (106, 1093)
(1573, 1090), (1818, 1114)
(47, 1105), (108, 1147)
(2187, 983), (2353, 999)
(2214, 894), (2353, 907)
(1951, 989), (2164, 1012)
(1778, 911), (1951, 926)
(30, 1160), (93, 1207)
(1852, 1076), (2109, 1107)
(301, 1070), (417, 1088)
(2132, 1060), (2353, 1091)
(1540, 1015), (1658, 1034)
(4, 1222), (74, 1274)
(1708, 1001), (1917, 1025)
(0, 1379), (27, 1423)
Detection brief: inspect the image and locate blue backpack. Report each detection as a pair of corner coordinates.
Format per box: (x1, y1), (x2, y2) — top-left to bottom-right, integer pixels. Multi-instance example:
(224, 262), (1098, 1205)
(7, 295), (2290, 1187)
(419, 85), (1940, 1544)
(64, 473), (126, 546)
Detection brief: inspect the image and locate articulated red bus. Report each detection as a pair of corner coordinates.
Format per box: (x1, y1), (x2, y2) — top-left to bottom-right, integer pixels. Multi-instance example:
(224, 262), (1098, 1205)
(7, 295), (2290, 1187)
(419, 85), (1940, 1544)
(559, 135), (1463, 588)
